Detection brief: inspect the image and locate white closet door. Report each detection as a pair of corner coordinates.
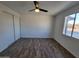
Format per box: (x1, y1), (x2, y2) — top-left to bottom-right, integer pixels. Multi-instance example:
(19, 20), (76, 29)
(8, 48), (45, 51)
(14, 16), (20, 40)
(0, 12), (14, 52)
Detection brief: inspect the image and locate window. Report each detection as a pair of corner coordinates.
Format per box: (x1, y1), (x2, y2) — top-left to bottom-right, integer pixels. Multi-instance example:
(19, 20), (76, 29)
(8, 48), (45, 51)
(63, 13), (79, 39)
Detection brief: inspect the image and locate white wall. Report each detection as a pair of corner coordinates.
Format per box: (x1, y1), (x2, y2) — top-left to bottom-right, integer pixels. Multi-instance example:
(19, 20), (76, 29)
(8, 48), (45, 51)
(0, 3), (20, 52)
(21, 14), (54, 38)
(54, 4), (79, 57)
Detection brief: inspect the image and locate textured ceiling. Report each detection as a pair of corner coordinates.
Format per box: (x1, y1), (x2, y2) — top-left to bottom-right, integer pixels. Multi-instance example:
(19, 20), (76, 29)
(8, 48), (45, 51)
(0, 1), (79, 15)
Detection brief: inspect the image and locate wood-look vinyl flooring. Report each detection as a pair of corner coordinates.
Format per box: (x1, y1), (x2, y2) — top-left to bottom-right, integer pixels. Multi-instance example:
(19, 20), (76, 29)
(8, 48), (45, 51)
(0, 38), (75, 58)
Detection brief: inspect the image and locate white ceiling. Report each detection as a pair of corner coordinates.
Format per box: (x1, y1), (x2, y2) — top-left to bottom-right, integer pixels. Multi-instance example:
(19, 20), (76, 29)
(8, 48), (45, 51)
(0, 1), (79, 15)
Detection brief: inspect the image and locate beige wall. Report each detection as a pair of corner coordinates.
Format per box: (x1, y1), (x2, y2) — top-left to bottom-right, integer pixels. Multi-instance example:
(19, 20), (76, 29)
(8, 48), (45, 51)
(54, 4), (79, 57)
(20, 14), (54, 38)
(0, 3), (20, 52)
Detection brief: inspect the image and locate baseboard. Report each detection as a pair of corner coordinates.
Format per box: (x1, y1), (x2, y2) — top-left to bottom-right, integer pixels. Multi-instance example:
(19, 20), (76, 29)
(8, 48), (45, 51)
(20, 37), (53, 39)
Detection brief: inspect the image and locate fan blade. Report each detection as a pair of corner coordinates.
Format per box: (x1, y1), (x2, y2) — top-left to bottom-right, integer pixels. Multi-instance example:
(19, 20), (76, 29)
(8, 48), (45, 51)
(34, 1), (37, 6)
(39, 8), (48, 12)
(29, 9), (35, 12)
(34, 1), (39, 8)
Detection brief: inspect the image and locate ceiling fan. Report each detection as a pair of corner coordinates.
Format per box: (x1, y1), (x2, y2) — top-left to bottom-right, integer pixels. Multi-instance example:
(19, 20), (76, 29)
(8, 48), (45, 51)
(29, 1), (48, 12)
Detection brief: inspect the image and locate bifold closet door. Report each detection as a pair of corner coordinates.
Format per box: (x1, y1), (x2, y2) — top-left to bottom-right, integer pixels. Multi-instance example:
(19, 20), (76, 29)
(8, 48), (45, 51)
(0, 12), (14, 52)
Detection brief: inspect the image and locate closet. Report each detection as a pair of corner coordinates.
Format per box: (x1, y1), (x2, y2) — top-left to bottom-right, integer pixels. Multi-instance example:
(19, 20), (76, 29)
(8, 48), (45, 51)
(0, 11), (20, 52)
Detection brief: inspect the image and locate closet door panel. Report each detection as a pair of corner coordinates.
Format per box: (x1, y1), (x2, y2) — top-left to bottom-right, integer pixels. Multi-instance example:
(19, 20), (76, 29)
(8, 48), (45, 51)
(0, 12), (14, 52)
(14, 16), (20, 40)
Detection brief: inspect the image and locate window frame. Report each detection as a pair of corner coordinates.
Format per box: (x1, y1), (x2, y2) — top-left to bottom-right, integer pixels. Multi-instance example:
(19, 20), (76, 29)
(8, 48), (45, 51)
(63, 12), (79, 39)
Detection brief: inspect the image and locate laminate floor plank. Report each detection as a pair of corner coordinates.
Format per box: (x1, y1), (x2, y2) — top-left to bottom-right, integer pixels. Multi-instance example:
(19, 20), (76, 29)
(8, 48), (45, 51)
(0, 38), (75, 58)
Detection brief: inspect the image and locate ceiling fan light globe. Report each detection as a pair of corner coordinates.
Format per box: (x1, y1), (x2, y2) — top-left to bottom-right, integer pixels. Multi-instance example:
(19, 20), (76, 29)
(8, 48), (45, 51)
(35, 9), (40, 12)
